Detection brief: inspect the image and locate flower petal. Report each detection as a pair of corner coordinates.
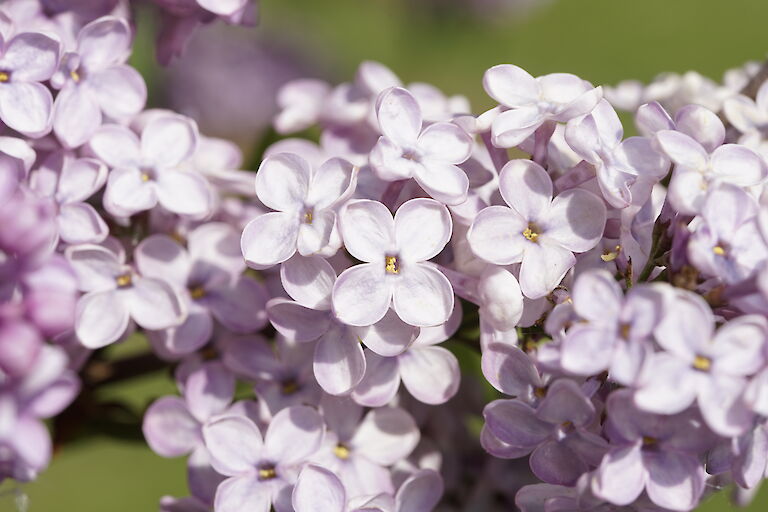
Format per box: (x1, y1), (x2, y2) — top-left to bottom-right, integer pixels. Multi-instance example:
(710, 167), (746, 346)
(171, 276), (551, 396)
(399, 346), (459, 404)
(0, 82), (52, 136)
(482, 64), (538, 107)
(519, 242), (575, 299)
(142, 114), (198, 169)
(467, 206), (528, 265)
(393, 264), (453, 327)
(203, 415), (263, 476)
(156, 170), (212, 217)
(338, 199), (394, 263)
(376, 87), (421, 146)
(333, 263), (393, 327)
(241, 212), (299, 269)
(394, 198), (452, 262)
(127, 278), (185, 330)
(351, 351), (400, 407)
(543, 189), (606, 253)
(417, 122), (473, 164)
(314, 324), (366, 395)
(293, 465), (346, 512)
(265, 405), (325, 465)
(142, 396), (200, 457)
(75, 290), (129, 348)
(414, 160), (469, 206)
(214, 475), (270, 512)
(498, 159), (552, 222)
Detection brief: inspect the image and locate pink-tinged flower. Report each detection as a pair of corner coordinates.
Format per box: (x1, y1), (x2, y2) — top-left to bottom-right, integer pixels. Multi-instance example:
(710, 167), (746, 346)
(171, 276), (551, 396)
(135, 224), (268, 357)
(0, 345), (79, 482)
(0, 31), (60, 137)
(268, 255), (418, 395)
(352, 305), (461, 406)
(274, 79), (331, 134)
(559, 270), (660, 382)
(65, 242), (186, 348)
(89, 113), (213, 218)
(333, 198), (454, 327)
(687, 183), (767, 284)
(482, 64), (602, 148)
(202, 405), (325, 512)
(311, 396), (420, 498)
(241, 153), (357, 269)
(467, 159), (606, 299)
(654, 107), (767, 214)
(635, 289), (767, 436)
(51, 16), (146, 148)
(369, 87), (473, 205)
(564, 99), (669, 208)
(592, 390), (712, 511)
(29, 151), (108, 245)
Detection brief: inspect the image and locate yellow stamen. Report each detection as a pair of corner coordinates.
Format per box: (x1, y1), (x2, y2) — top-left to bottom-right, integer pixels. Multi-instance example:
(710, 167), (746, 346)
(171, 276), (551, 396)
(713, 246), (725, 256)
(304, 210), (313, 224)
(642, 436), (657, 446)
(601, 245), (622, 262)
(534, 387), (547, 399)
(333, 444), (350, 460)
(258, 468), (276, 480)
(140, 173), (151, 182)
(70, 69), (80, 82)
(523, 227), (539, 243)
(189, 286), (206, 300)
(115, 273), (132, 288)
(281, 380), (299, 395)
(385, 255), (399, 274)
(693, 355), (711, 371)
(0, 71), (8, 83)
(619, 324), (631, 339)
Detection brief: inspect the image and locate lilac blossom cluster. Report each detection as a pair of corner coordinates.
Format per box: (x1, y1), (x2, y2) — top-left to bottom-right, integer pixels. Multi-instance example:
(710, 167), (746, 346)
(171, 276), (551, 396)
(4, 3), (768, 512)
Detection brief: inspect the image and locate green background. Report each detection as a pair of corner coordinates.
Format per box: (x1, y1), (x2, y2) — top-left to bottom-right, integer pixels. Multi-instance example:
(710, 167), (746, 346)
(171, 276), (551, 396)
(4, 0), (768, 510)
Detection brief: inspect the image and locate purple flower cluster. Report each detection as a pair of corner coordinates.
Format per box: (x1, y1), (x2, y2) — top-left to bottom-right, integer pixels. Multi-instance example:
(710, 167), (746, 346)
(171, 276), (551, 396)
(5, 3), (768, 512)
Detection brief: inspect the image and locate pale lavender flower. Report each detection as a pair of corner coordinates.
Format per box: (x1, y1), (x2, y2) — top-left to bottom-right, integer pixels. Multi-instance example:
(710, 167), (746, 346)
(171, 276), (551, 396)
(65, 242), (186, 348)
(483, 379), (607, 485)
(482, 64), (602, 148)
(136, 224), (268, 357)
(467, 159), (606, 299)
(89, 113), (213, 217)
(565, 99), (669, 208)
(723, 79), (768, 138)
(0, 31), (60, 136)
(274, 79), (331, 134)
(202, 405), (325, 512)
(51, 16), (146, 148)
(333, 198), (454, 327)
(592, 390), (711, 511)
(635, 289), (767, 436)
(241, 153), (357, 268)
(369, 87), (473, 205)
(29, 151), (108, 245)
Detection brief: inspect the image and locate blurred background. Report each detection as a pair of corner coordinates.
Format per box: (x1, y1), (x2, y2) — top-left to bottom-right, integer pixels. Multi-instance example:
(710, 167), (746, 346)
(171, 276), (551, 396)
(3, 0), (768, 510)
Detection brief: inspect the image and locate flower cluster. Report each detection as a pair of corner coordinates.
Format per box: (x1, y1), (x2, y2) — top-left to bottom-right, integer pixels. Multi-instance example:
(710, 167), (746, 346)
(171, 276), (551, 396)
(4, 2), (768, 512)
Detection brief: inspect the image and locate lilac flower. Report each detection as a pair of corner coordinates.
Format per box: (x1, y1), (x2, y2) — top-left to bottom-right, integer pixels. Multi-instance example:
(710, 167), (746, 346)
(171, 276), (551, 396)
(65, 242), (186, 348)
(635, 289), (767, 436)
(333, 198), (454, 327)
(559, 269), (660, 381)
(687, 183), (767, 284)
(51, 16), (147, 148)
(312, 396), (420, 498)
(723, 79), (768, 138)
(29, 151), (108, 245)
(369, 87), (473, 205)
(707, 422), (768, 491)
(202, 405), (325, 512)
(654, 107), (767, 214)
(468, 159), (606, 298)
(592, 390), (711, 511)
(143, 361), (237, 505)
(483, 380), (607, 485)
(268, 255), (418, 395)
(482, 64), (602, 148)
(241, 153), (357, 268)
(0, 31), (60, 136)
(565, 99), (669, 208)
(135, 225), (268, 357)
(274, 79), (331, 134)
(89, 113), (213, 218)
(352, 305), (461, 406)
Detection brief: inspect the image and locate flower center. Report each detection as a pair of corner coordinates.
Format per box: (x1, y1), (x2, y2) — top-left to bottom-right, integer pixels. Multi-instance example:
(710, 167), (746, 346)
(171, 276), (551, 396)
(692, 355), (711, 372)
(189, 285), (206, 300)
(70, 69), (81, 83)
(115, 273), (133, 288)
(522, 223), (540, 243)
(601, 245), (622, 262)
(642, 436), (657, 447)
(258, 465), (277, 481)
(619, 323), (631, 340)
(140, 172), (151, 182)
(402, 149), (420, 162)
(712, 245), (726, 256)
(281, 379), (299, 395)
(385, 255), (400, 274)
(0, 71), (9, 83)
(303, 209), (313, 224)
(333, 443), (350, 460)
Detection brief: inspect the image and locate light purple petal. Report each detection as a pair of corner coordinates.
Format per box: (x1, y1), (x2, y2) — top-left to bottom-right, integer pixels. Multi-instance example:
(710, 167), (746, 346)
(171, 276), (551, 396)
(307, 157), (356, 211)
(339, 199), (394, 263)
(491, 106), (541, 148)
(75, 290), (129, 348)
(241, 212), (299, 268)
(395, 469), (444, 512)
(58, 202), (108, 244)
(104, 166), (157, 215)
(710, 144), (767, 186)
(0, 81), (52, 136)
(499, 159), (552, 222)
(654, 130), (707, 170)
(142, 396), (200, 457)
(376, 87), (421, 146)
(2, 32), (59, 81)
(467, 206), (528, 265)
(393, 264), (453, 328)
(142, 114), (198, 169)
(484, 399), (550, 448)
(53, 83), (102, 148)
(394, 198), (451, 262)
(358, 307), (418, 357)
(203, 415), (263, 477)
(543, 189), (606, 253)
(214, 475), (270, 512)
(89, 124), (141, 168)
(483, 64), (538, 107)
(351, 351), (400, 407)
(265, 405), (325, 465)
(417, 122), (473, 164)
(519, 242), (575, 299)
(293, 465), (346, 512)
(127, 278), (185, 330)
(156, 169), (212, 217)
(333, 263), (393, 327)
(591, 444), (646, 506)
(644, 451), (705, 511)
(185, 362), (235, 423)
(314, 324), (367, 395)
(89, 65), (147, 119)
(560, 324), (615, 376)
(77, 16), (132, 69)
(134, 234), (190, 287)
(529, 440), (587, 486)
(399, 345), (459, 404)
(634, 352), (698, 414)
(353, 406), (420, 465)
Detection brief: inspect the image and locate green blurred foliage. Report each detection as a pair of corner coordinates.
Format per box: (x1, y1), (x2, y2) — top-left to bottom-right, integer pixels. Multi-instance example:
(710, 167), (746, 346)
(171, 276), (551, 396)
(9, 0), (768, 510)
